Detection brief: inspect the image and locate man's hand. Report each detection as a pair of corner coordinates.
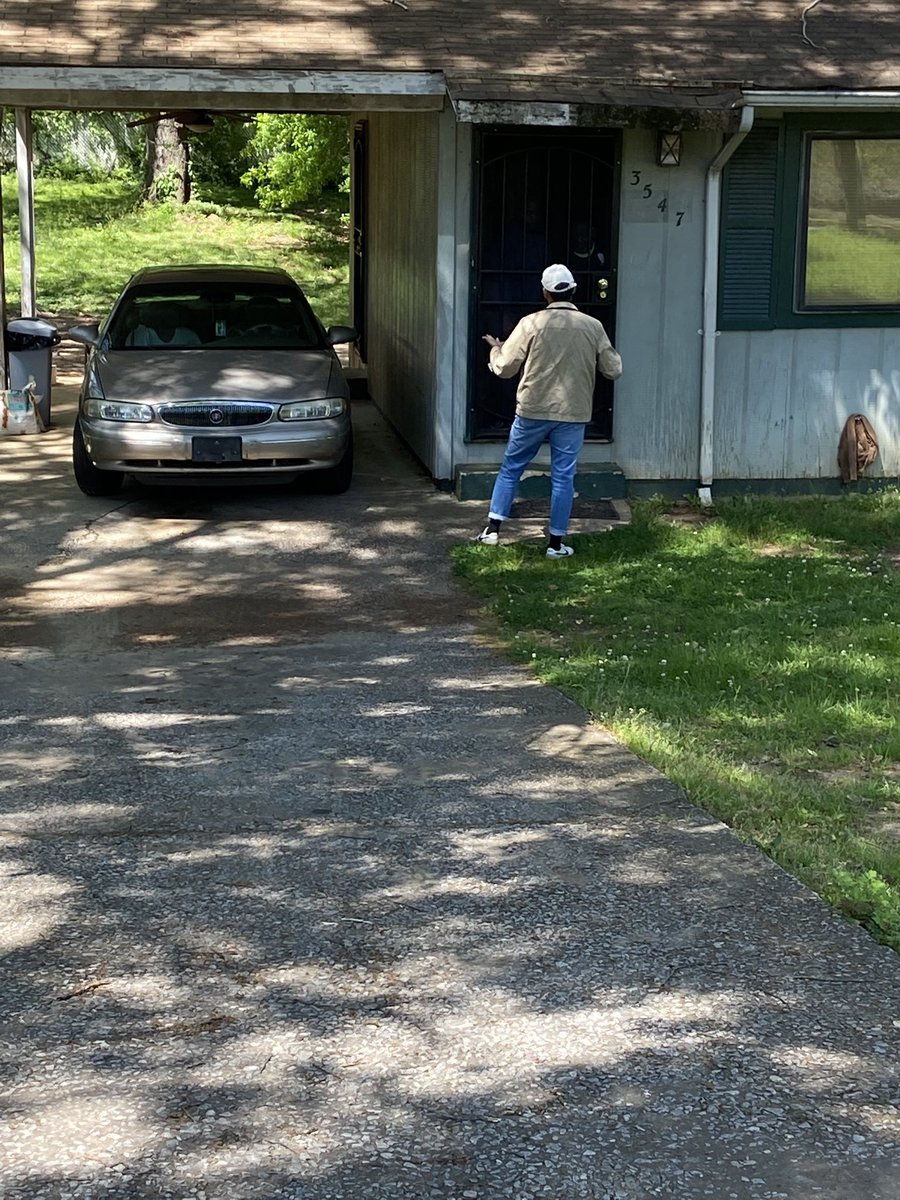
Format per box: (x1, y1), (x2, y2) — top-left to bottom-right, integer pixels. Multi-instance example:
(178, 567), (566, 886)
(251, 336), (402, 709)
(483, 334), (503, 349)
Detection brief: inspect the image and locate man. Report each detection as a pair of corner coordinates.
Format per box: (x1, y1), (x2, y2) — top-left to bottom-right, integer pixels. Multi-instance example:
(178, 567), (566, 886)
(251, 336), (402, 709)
(475, 263), (622, 558)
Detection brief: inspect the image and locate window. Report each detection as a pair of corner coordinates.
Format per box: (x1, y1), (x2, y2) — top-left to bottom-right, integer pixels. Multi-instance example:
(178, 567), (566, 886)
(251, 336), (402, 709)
(719, 117), (900, 330)
(107, 283), (324, 351)
(801, 136), (900, 310)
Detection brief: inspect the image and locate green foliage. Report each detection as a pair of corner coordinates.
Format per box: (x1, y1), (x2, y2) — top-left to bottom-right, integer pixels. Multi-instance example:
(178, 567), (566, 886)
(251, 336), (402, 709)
(2, 111), (350, 211)
(829, 868), (900, 945)
(1, 176), (349, 325)
(149, 165), (183, 204)
(188, 118), (255, 195)
(453, 492), (900, 952)
(0, 110), (142, 182)
(241, 115), (349, 212)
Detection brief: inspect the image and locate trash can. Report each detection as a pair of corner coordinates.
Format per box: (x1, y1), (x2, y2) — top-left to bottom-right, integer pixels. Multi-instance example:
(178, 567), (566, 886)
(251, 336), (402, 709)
(5, 318), (61, 429)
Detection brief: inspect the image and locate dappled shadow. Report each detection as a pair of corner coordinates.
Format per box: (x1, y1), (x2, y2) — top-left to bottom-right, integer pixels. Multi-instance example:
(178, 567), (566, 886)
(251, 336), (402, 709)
(541, 515), (900, 755)
(2, 386), (899, 1197)
(0, 0), (897, 90)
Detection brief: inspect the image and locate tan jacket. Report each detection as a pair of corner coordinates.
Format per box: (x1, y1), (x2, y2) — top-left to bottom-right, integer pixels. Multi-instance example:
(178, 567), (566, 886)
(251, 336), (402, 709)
(488, 302), (622, 423)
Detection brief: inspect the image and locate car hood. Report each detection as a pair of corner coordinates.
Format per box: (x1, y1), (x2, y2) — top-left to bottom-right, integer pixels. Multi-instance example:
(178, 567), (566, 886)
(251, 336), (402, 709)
(94, 349), (343, 403)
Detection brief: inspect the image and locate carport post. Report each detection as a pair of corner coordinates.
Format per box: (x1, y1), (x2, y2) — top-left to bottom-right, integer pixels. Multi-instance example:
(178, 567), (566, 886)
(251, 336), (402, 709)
(15, 108), (36, 319)
(0, 109), (6, 388)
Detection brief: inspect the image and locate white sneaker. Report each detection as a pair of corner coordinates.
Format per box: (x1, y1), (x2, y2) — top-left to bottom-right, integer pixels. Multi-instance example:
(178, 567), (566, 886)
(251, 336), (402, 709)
(473, 527), (500, 545)
(546, 543), (574, 558)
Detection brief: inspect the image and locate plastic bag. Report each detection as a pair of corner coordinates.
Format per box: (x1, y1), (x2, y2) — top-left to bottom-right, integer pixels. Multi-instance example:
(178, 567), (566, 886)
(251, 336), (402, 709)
(0, 386), (45, 436)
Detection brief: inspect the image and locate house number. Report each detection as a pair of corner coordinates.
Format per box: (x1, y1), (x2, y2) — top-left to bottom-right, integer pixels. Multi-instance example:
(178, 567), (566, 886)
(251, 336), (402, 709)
(629, 170), (688, 225)
(631, 172), (653, 198)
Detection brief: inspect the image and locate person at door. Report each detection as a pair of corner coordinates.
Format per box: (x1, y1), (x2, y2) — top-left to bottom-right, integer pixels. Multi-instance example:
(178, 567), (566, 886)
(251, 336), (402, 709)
(475, 264), (622, 558)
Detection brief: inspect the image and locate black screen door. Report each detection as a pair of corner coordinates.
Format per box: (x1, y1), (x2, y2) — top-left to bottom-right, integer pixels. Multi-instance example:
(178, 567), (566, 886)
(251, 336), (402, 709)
(470, 129), (620, 440)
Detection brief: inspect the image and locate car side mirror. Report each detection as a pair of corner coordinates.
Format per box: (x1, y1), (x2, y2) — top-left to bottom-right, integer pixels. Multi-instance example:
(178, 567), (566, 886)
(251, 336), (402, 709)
(325, 325), (359, 346)
(67, 324), (101, 347)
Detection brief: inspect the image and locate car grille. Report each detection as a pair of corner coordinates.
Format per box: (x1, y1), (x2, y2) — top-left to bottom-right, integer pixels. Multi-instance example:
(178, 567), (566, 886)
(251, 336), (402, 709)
(122, 459), (312, 470)
(158, 402), (275, 428)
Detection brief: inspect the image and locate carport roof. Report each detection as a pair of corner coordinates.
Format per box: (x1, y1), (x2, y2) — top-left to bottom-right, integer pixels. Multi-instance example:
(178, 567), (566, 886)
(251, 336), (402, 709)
(0, 0), (898, 98)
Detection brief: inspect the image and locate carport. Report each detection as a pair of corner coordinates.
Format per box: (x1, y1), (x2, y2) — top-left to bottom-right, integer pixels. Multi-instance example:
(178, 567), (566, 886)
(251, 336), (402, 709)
(0, 66), (459, 477)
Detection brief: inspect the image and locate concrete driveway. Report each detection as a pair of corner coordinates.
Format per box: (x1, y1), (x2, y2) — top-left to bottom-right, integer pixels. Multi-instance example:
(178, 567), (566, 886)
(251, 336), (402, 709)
(1, 369), (898, 1200)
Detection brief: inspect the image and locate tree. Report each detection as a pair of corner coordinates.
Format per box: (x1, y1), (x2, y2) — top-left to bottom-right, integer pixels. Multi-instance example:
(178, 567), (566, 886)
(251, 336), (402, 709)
(833, 139), (865, 232)
(145, 119), (190, 204)
(241, 115), (349, 211)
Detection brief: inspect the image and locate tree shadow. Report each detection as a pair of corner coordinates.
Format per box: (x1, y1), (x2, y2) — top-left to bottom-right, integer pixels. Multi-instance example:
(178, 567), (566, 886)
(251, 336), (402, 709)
(0, 0), (895, 90)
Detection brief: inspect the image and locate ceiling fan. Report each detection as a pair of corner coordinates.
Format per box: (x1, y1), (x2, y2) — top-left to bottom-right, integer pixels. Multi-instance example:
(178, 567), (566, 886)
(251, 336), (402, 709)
(126, 110), (251, 134)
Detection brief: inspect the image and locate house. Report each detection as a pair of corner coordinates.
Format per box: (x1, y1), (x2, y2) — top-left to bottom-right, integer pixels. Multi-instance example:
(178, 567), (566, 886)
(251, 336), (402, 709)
(2, 1), (900, 500)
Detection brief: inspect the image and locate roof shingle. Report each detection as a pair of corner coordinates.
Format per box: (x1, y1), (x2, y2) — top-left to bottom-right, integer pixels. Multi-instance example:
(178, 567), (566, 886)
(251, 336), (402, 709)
(0, 1), (897, 93)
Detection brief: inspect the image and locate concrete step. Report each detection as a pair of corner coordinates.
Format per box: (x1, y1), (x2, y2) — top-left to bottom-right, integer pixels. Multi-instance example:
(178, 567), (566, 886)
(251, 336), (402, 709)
(456, 461), (628, 502)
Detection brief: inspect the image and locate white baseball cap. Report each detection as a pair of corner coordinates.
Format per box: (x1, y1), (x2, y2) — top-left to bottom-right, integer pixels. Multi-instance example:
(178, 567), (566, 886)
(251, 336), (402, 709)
(541, 264), (576, 293)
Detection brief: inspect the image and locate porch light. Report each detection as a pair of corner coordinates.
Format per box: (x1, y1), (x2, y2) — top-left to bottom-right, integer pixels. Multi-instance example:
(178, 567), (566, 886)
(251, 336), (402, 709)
(656, 130), (682, 167)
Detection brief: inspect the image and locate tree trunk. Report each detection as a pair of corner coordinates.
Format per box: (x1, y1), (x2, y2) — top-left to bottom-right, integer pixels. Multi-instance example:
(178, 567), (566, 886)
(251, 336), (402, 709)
(144, 118), (190, 204)
(833, 139), (865, 232)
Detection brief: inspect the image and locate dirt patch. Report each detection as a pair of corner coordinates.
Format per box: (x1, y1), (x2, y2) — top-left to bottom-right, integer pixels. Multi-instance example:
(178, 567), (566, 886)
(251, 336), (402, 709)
(815, 767), (871, 787)
(661, 507), (714, 528)
(754, 542), (815, 557)
(512, 498), (619, 521)
(246, 234), (307, 252)
(864, 801), (900, 844)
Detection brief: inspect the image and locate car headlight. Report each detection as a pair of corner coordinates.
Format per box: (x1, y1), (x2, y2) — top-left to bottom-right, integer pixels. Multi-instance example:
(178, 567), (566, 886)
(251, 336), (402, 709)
(84, 398), (153, 423)
(278, 397), (346, 421)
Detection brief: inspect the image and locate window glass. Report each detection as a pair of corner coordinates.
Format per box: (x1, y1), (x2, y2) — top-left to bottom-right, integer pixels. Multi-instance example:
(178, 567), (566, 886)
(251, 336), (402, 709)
(803, 137), (900, 308)
(107, 283), (324, 350)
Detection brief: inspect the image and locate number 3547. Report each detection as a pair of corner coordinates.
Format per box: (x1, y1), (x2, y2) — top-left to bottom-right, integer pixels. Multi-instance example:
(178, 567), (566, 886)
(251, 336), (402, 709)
(629, 172), (686, 225)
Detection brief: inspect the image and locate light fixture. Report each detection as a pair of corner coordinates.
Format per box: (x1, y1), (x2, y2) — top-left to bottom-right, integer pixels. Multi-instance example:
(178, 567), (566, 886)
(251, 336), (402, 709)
(181, 113), (216, 134)
(656, 130), (682, 167)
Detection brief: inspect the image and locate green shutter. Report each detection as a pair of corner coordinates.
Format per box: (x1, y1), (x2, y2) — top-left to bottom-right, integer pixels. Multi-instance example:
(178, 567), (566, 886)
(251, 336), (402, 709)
(718, 127), (781, 330)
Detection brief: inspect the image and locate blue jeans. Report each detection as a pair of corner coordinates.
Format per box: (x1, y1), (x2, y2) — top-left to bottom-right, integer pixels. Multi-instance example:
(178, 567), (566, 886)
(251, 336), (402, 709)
(488, 416), (587, 537)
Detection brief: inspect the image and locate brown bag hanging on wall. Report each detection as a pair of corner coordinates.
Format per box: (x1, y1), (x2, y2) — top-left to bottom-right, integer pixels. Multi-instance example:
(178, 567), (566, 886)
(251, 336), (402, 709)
(837, 413), (879, 484)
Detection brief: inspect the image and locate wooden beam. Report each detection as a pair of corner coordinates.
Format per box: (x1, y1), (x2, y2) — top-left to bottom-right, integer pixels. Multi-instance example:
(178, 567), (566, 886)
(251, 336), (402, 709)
(0, 67), (447, 113)
(15, 108), (35, 319)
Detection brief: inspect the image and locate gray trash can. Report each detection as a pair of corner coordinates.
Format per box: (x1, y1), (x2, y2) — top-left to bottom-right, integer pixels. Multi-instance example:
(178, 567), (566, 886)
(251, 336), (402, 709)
(6, 318), (61, 428)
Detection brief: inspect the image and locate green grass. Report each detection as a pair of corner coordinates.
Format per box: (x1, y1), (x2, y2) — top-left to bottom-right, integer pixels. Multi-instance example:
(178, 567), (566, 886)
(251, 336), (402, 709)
(1, 177), (350, 326)
(453, 493), (900, 951)
(806, 223), (900, 306)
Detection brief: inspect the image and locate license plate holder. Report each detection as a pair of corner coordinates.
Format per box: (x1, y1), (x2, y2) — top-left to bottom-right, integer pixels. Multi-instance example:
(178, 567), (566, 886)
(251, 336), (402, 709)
(192, 436), (242, 463)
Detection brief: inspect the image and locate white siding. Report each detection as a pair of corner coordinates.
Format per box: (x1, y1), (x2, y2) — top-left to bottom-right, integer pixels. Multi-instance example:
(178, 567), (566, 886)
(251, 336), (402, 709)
(366, 111), (440, 471)
(433, 108), (465, 482)
(611, 129), (717, 479)
(716, 329), (900, 478)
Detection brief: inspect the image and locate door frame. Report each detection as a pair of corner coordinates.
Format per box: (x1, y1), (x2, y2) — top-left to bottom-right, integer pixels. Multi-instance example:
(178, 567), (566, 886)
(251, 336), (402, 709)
(351, 120), (369, 362)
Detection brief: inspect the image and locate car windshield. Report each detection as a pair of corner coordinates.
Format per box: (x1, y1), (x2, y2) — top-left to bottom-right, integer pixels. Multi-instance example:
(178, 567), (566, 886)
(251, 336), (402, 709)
(105, 282), (325, 351)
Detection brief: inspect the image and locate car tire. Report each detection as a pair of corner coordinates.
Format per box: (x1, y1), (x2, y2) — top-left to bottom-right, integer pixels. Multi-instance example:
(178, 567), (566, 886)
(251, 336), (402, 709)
(314, 432), (354, 494)
(73, 421), (124, 496)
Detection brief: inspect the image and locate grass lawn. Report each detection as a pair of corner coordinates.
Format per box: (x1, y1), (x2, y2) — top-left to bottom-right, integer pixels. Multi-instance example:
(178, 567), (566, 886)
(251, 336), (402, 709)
(453, 493), (900, 952)
(806, 223), (900, 306)
(1, 177), (350, 327)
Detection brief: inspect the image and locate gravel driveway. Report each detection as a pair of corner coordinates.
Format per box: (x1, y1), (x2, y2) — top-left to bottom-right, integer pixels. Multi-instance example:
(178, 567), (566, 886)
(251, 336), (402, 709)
(1, 381), (898, 1199)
